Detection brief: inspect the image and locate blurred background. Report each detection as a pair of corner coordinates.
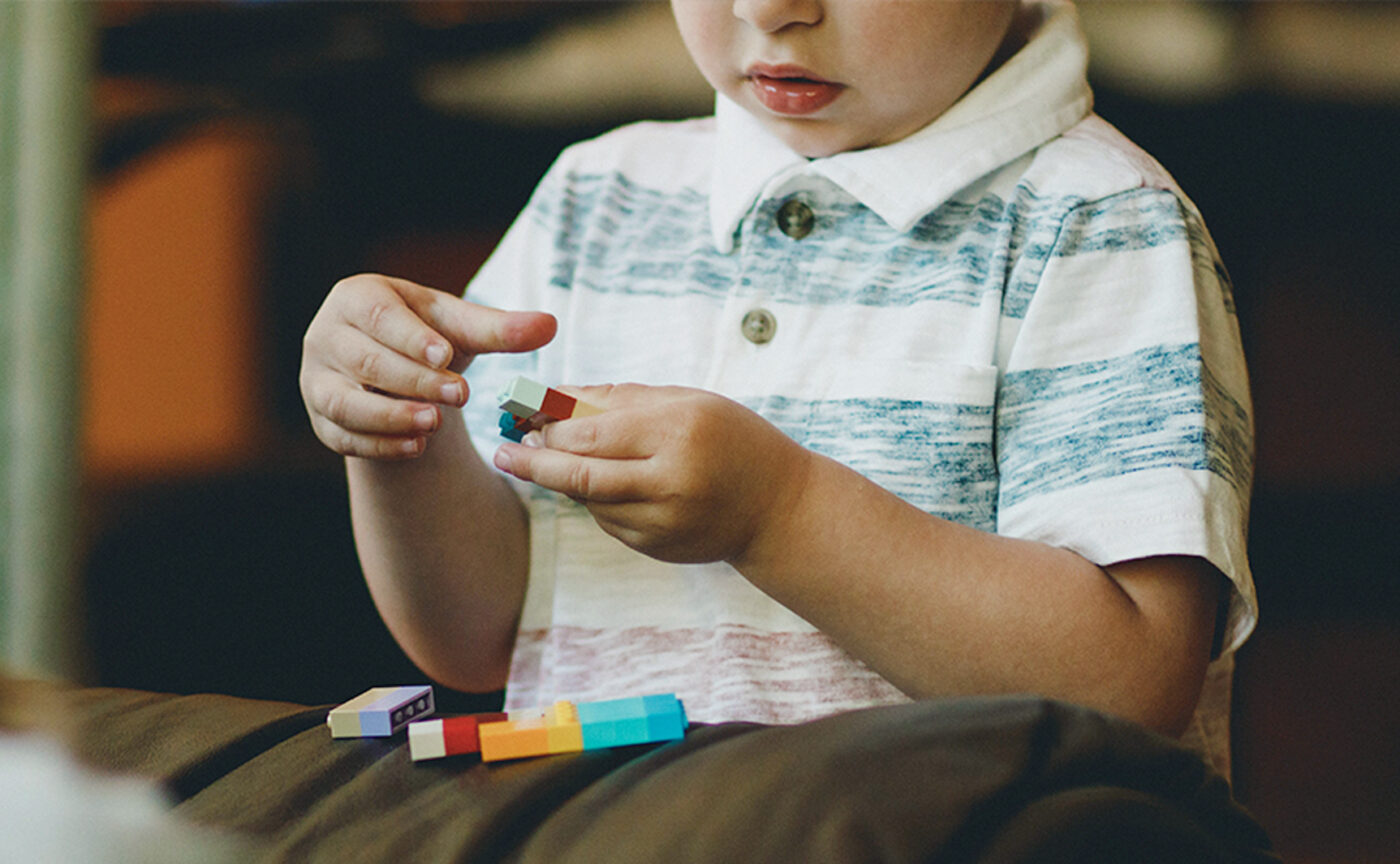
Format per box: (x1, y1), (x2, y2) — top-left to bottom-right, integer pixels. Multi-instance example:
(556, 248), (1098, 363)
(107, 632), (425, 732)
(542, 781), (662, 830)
(2, 3), (1397, 861)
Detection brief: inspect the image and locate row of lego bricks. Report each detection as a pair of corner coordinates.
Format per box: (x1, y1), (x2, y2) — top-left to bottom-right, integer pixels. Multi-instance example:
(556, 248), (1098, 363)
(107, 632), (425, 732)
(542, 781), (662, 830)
(497, 375), (602, 441)
(413, 693), (688, 762)
(328, 686), (687, 763)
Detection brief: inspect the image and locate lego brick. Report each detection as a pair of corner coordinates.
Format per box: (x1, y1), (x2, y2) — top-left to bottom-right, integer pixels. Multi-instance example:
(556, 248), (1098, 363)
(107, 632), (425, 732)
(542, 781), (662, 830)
(539, 387), (577, 421)
(568, 399), (605, 418)
(496, 376), (603, 440)
(477, 694), (686, 762)
(327, 685), (434, 738)
(643, 693), (688, 740)
(479, 715), (551, 762)
(574, 694), (687, 750)
(577, 696), (651, 750)
(446, 712), (508, 754)
(408, 719), (447, 761)
(408, 711), (509, 762)
(497, 376), (547, 418)
(520, 411), (552, 433)
(477, 702), (582, 762)
(546, 701), (583, 754)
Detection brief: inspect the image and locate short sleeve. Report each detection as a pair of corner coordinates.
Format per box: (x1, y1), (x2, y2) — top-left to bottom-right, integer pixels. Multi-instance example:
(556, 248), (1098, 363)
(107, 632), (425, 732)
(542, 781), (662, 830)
(995, 187), (1257, 653)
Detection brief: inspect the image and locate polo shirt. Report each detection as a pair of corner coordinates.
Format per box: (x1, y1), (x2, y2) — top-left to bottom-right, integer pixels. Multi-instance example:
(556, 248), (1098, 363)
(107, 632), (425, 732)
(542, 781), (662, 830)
(462, 0), (1256, 776)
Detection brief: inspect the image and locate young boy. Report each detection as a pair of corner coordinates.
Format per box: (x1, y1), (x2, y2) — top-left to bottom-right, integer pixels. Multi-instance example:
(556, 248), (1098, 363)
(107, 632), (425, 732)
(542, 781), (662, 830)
(299, 0), (1256, 776)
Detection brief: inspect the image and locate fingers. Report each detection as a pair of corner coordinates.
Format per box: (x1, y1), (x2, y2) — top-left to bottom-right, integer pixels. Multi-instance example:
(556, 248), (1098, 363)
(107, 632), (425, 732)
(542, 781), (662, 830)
(319, 274), (557, 398)
(305, 276), (461, 404)
(302, 274), (562, 463)
(493, 441), (647, 503)
(316, 323), (467, 406)
(397, 278), (557, 368)
(301, 361), (445, 458)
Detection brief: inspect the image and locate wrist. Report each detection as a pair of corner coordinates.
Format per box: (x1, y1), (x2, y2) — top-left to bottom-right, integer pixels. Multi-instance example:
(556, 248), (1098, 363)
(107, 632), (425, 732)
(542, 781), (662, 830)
(727, 444), (818, 575)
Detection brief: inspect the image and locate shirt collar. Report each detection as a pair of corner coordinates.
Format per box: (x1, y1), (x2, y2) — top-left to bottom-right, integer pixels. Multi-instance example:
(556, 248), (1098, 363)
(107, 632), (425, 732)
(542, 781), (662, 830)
(709, 0), (1092, 253)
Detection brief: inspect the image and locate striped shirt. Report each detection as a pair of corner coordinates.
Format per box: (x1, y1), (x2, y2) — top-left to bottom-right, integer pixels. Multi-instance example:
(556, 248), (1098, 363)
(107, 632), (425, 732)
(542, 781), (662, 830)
(463, 1), (1255, 777)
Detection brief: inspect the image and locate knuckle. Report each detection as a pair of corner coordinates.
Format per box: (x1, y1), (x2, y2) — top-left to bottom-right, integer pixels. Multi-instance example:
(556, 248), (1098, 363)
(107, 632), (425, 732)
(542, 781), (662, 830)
(354, 350), (383, 384)
(322, 388), (351, 425)
(333, 272), (382, 295)
(364, 299), (396, 338)
(317, 423), (357, 457)
(417, 369), (446, 399)
(560, 419), (600, 455)
(568, 460), (595, 498)
(378, 436), (421, 459)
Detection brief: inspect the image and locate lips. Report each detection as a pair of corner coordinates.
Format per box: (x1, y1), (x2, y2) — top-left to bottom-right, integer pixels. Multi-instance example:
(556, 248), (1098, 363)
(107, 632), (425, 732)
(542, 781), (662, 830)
(746, 63), (845, 116)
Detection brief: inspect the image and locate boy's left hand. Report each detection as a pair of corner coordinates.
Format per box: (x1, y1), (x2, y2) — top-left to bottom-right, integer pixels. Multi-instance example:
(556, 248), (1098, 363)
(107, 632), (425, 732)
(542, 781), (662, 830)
(492, 384), (811, 565)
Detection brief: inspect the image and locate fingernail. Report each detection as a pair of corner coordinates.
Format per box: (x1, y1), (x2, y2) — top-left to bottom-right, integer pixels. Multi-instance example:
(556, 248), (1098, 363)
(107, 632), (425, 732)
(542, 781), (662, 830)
(522, 431), (543, 448)
(492, 447), (513, 471)
(440, 381), (464, 404)
(425, 343), (449, 368)
(414, 408), (437, 430)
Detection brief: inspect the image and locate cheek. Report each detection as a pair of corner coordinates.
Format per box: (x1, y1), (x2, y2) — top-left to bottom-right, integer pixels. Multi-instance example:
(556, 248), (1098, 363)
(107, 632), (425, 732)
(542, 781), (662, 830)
(671, 5), (732, 84)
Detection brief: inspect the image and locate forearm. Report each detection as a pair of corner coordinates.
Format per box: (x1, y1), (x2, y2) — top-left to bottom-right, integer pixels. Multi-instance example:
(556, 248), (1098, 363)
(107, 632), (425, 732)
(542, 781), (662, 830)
(731, 452), (1219, 737)
(348, 409), (528, 692)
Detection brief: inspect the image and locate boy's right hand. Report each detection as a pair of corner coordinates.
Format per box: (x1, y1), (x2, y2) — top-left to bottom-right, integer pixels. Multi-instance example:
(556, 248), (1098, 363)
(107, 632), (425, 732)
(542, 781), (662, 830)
(299, 274), (556, 460)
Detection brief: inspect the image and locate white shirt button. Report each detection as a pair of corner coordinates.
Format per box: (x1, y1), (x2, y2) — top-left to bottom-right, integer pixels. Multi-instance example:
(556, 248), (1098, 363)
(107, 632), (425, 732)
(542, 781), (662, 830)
(741, 308), (777, 344)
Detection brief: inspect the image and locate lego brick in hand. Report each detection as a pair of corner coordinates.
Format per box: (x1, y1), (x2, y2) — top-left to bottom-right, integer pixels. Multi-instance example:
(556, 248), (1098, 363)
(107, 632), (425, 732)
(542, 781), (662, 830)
(327, 686), (434, 738)
(496, 376), (604, 440)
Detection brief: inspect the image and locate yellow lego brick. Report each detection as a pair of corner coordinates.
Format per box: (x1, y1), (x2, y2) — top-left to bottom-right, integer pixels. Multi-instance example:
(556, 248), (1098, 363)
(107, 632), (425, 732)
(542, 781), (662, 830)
(546, 701), (583, 754)
(569, 399), (604, 418)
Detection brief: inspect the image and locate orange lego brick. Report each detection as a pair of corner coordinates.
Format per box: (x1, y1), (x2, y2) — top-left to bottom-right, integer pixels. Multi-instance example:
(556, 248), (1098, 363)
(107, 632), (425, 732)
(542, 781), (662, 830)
(478, 716), (551, 762)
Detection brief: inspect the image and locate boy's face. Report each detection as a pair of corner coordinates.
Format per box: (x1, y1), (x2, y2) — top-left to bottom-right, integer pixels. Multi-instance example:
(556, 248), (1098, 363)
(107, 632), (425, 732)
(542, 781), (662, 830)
(671, 0), (1018, 158)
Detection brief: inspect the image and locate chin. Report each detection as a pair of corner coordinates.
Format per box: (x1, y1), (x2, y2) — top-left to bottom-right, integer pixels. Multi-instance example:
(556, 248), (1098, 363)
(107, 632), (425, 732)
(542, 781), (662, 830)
(771, 124), (859, 159)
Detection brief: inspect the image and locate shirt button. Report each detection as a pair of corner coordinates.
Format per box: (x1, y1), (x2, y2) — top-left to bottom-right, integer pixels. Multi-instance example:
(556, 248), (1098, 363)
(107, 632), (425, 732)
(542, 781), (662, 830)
(741, 308), (777, 344)
(776, 199), (814, 239)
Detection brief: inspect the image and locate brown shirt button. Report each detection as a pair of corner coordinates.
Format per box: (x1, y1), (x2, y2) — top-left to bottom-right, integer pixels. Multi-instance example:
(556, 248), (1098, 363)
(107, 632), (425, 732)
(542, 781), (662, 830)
(776, 199), (814, 239)
(741, 308), (777, 344)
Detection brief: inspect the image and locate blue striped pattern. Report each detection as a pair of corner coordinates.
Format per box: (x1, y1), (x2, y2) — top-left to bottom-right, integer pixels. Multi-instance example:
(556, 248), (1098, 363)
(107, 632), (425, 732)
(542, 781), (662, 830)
(529, 171), (1224, 326)
(998, 344), (1252, 510)
(749, 395), (998, 531)
(472, 162), (1249, 533)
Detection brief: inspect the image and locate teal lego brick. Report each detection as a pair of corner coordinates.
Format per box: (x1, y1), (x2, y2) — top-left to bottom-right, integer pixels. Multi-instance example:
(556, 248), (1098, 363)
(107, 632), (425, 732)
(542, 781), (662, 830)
(577, 696), (647, 723)
(577, 694), (684, 750)
(643, 694), (687, 740)
(498, 411), (527, 442)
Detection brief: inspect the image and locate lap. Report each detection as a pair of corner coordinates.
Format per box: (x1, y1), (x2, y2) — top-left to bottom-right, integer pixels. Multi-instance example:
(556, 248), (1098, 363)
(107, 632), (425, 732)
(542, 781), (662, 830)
(2, 678), (1275, 863)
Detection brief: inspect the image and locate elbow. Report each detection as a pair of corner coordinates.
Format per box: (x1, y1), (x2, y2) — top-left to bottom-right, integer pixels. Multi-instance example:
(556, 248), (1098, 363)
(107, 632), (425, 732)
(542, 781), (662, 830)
(391, 625), (515, 696)
(1098, 649), (1210, 740)
(408, 646), (512, 696)
(1126, 687), (1201, 740)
